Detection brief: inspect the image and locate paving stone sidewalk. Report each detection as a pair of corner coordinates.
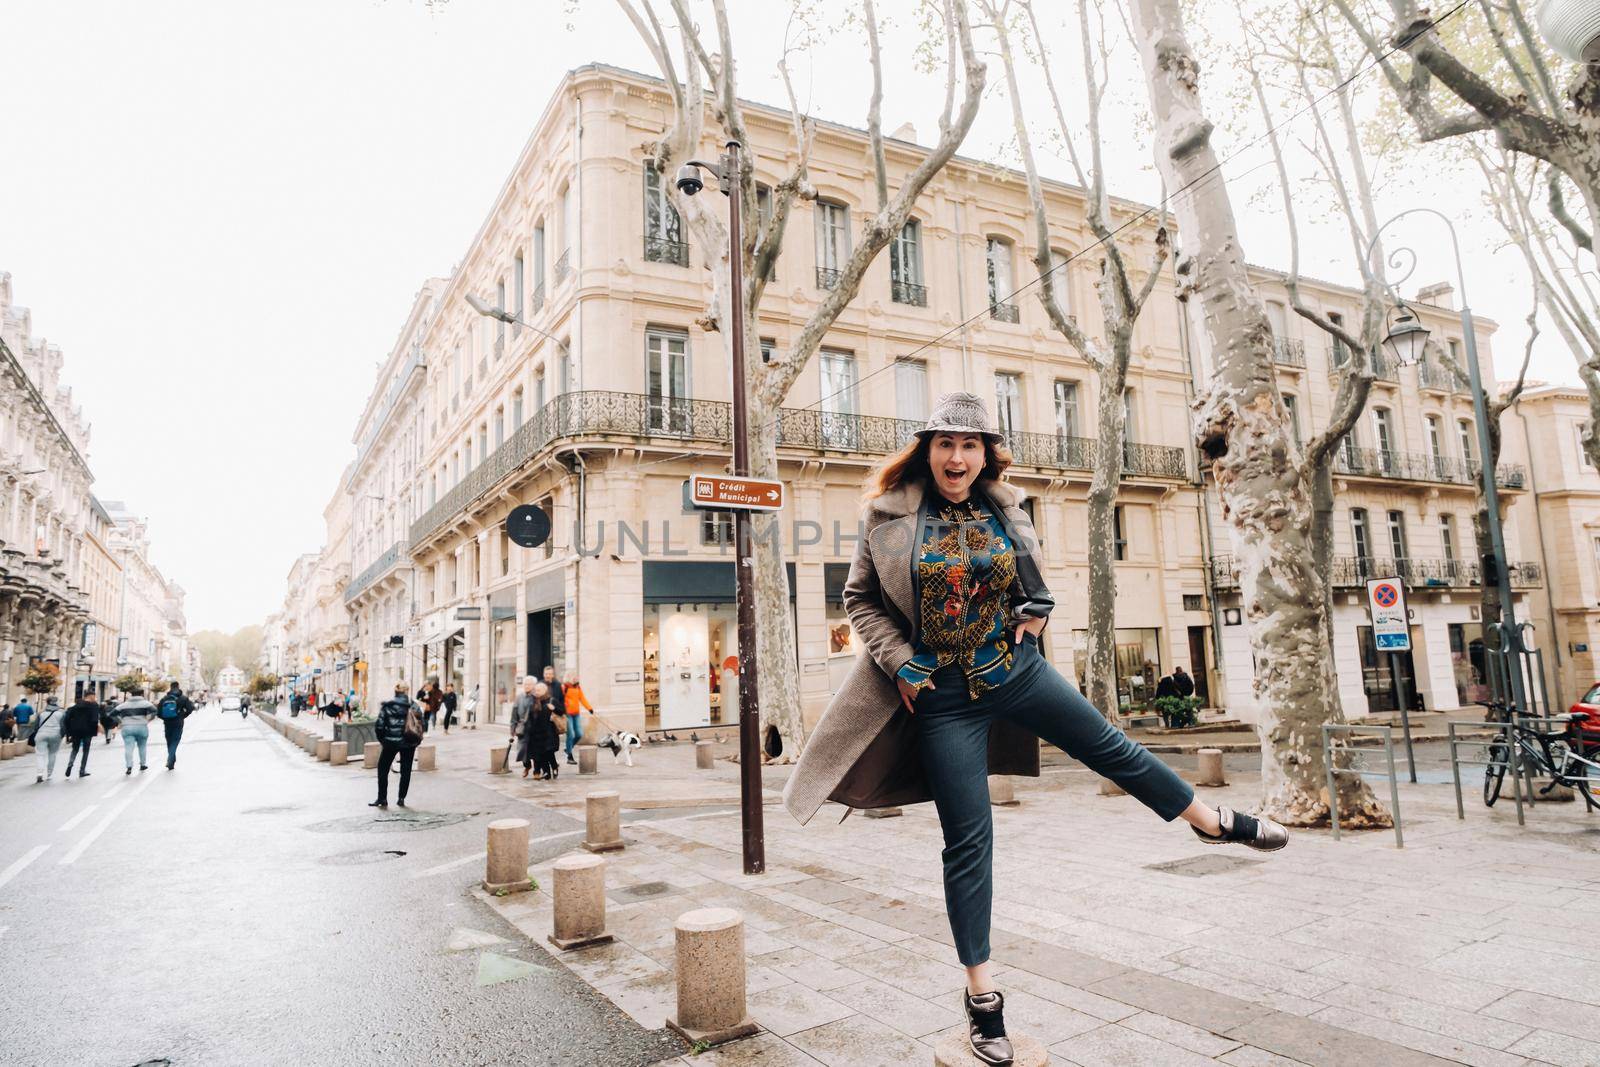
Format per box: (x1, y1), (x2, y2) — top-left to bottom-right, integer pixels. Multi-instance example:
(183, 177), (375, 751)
(292, 709), (1600, 1066)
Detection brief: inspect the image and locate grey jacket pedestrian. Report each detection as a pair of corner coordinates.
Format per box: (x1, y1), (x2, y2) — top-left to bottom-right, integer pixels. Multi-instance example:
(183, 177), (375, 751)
(112, 697), (156, 725)
(782, 476), (1048, 825)
(508, 692), (537, 740)
(30, 704), (64, 743)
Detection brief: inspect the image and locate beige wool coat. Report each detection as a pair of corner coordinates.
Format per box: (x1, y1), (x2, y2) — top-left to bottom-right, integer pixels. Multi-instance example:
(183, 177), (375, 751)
(782, 476), (1048, 825)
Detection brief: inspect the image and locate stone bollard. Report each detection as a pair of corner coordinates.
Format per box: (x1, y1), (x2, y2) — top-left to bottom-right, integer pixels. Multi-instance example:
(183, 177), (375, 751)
(933, 1032), (1048, 1066)
(489, 745), (509, 775)
(1098, 778), (1127, 797)
(329, 741), (349, 764)
(363, 741), (382, 769)
(304, 732), (318, 754)
(665, 907), (758, 1047)
(548, 853), (613, 950)
(483, 818), (533, 894)
(0, 741), (12, 760)
(1195, 748), (1228, 787)
(315, 739), (331, 762)
(417, 745), (436, 771)
(582, 790), (624, 853)
(863, 807), (903, 819)
(695, 741), (715, 770)
(577, 745), (598, 775)
(988, 775), (1019, 807)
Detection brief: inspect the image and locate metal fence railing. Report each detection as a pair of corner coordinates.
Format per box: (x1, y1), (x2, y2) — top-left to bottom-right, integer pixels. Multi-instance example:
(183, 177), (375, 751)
(1322, 723), (1404, 848)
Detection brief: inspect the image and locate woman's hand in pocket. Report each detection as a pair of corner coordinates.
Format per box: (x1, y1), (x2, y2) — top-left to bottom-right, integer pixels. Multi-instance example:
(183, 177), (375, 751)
(896, 677), (929, 713)
(1013, 615), (1047, 645)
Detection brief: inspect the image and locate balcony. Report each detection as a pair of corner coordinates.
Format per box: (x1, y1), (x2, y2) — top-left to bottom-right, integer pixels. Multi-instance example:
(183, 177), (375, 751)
(1333, 445), (1525, 490)
(409, 391), (1191, 547)
(1329, 350), (1400, 384)
(1272, 337), (1306, 368)
(891, 279), (928, 307)
(989, 301), (1020, 324)
(1417, 360), (1463, 393)
(494, 336), (504, 361)
(530, 283), (545, 314)
(644, 234), (689, 266)
(1210, 554), (1544, 592)
(816, 266), (842, 290)
(344, 540), (409, 604)
(554, 249), (571, 285)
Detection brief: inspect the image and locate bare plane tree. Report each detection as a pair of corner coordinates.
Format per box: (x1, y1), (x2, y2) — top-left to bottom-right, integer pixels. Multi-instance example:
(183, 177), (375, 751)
(981, 0), (1168, 721)
(1334, 0), (1600, 461)
(616, 0), (986, 758)
(1129, 0), (1389, 826)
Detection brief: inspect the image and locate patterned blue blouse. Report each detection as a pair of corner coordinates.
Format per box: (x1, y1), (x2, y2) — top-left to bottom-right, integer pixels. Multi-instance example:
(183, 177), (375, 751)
(895, 494), (1024, 697)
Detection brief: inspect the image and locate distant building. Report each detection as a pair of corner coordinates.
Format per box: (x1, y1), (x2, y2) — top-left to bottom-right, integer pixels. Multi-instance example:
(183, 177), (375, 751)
(217, 662), (246, 694)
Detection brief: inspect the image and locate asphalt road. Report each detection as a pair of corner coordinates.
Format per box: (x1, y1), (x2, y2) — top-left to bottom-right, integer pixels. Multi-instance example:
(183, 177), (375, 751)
(0, 706), (687, 1067)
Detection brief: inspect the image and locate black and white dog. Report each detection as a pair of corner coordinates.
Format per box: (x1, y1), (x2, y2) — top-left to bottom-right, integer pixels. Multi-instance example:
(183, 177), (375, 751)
(598, 730), (642, 766)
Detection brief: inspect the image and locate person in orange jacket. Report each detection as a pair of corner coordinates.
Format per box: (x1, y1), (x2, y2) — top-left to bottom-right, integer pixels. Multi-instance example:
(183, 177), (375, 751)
(563, 671), (594, 753)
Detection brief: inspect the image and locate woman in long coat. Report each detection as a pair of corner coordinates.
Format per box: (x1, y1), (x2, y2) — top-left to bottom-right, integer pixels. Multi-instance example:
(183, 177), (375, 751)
(783, 392), (1288, 1067)
(516, 682), (560, 780)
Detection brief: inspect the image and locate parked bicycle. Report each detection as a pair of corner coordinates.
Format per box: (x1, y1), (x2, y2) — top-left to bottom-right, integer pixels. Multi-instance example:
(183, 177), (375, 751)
(1480, 700), (1600, 812)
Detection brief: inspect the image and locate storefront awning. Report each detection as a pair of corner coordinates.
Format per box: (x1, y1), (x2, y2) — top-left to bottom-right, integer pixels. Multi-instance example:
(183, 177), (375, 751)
(643, 561), (797, 605)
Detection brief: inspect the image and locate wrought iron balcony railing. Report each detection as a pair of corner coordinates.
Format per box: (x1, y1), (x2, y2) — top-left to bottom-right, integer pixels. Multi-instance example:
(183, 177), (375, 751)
(1328, 350), (1400, 383)
(345, 540), (409, 604)
(1416, 360), (1462, 393)
(530, 282), (545, 314)
(409, 391), (1190, 547)
(1333, 445), (1526, 490)
(989, 301), (1020, 324)
(891, 279), (928, 307)
(1273, 337), (1306, 368)
(816, 266), (842, 290)
(553, 249), (571, 285)
(643, 234), (689, 266)
(1210, 553), (1543, 592)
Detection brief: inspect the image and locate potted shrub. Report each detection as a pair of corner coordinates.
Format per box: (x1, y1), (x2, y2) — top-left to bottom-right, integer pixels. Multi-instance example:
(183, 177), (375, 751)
(21, 661), (62, 697)
(1153, 694), (1202, 730)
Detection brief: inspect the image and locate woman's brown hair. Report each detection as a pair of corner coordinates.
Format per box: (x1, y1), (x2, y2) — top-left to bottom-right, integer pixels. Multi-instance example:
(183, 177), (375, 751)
(864, 433), (1014, 501)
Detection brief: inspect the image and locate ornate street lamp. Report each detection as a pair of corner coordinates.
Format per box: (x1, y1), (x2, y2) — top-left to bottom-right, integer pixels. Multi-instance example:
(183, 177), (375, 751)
(1369, 207), (1528, 713)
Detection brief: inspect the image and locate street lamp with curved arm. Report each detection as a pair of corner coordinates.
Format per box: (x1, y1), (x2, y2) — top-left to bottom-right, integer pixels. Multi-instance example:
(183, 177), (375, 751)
(1367, 208), (1527, 713)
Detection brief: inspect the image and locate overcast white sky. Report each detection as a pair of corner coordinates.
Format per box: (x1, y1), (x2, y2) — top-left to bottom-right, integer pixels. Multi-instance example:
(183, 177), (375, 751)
(1, 0), (1568, 632)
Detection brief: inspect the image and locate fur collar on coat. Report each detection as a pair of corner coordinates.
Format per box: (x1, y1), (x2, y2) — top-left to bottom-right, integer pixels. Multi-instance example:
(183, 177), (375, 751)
(866, 476), (1026, 519)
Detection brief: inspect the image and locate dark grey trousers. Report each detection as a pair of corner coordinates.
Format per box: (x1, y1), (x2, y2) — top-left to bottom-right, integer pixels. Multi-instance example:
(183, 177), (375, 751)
(913, 634), (1195, 966)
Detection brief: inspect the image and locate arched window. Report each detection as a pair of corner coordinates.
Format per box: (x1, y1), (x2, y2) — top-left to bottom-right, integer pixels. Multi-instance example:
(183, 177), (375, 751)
(987, 238), (1017, 321)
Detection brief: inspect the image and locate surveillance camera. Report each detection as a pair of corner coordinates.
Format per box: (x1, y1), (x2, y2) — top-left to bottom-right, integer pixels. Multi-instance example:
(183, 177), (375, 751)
(675, 164), (704, 196)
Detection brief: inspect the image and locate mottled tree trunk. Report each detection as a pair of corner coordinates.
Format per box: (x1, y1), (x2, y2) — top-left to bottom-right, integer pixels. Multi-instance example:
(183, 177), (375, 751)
(1086, 372), (1127, 720)
(1132, 0), (1388, 826)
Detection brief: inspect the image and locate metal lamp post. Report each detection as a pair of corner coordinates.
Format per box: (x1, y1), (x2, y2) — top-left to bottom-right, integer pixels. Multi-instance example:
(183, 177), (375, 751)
(1367, 207), (1527, 714)
(675, 142), (765, 875)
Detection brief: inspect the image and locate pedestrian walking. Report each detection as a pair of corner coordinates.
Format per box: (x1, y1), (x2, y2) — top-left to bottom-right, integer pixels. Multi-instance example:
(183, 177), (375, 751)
(1172, 665), (1195, 699)
(417, 678), (443, 733)
(783, 393), (1288, 1067)
(0, 702), (14, 743)
(111, 687), (156, 774)
(370, 682), (422, 809)
(240, 693), (251, 719)
(27, 697), (64, 783)
(12, 696), (34, 734)
(542, 666), (574, 765)
(509, 676), (537, 778)
(441, 683), (458, 734)
(563, 671), (594, 752)
(155, 682), (195, 770)
(1155, 671), (1180, 700)
(324, 692), (344, 722)
(62, 693), (102, 779)
(463, 683), (480, 730)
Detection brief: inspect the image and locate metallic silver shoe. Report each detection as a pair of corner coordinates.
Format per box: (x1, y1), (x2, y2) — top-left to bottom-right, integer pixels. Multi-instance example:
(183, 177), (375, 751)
(963, 990), (1013, 1066)
(1193, 805), (1288, 852)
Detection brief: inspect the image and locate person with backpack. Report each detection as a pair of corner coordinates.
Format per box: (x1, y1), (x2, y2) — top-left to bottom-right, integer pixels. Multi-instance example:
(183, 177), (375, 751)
(155, 682), (195, 770)
(111, 687), (157, 773)
(61, 694), (102, 778)
(28, 697), (64, 783)
(371, 681), (422, 809)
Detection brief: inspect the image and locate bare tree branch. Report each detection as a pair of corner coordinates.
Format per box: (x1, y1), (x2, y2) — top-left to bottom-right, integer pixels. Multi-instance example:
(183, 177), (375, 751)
(864, 0), (889, 211)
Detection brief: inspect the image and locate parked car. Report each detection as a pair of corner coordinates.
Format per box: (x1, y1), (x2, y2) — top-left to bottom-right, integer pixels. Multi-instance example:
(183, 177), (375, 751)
(1570, 684), (1600, 754)
(221, 695), (242, 712)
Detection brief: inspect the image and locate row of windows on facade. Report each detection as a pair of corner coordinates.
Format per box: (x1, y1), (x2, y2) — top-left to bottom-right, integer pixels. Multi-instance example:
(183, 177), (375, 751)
(644, 164), (1075, 316)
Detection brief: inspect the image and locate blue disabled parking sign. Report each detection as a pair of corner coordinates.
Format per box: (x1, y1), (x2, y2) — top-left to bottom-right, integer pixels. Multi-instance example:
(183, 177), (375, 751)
(1365, 577), (1411, 651)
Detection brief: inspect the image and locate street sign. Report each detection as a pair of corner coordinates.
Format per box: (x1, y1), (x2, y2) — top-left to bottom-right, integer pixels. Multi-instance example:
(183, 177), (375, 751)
(1365, 577), (1411, 651)
(689, 473), (785, 512)
(506, 504), (552, 548)
(455, 606), (483, 621)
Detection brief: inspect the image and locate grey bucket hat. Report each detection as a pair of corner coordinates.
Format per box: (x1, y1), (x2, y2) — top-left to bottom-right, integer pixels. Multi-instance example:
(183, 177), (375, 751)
(915, 391), (1003, 441)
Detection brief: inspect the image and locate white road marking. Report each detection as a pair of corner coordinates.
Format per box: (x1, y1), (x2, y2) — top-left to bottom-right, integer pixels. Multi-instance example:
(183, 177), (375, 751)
(60, 772), (159, 866)
(0, 845), (49, 890)
(59, 805), (99, 833)
(100, 783), (125, 801)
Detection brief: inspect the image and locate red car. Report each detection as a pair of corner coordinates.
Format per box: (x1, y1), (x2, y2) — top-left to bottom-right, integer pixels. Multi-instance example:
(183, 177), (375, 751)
(1568, 684), (1600, 756)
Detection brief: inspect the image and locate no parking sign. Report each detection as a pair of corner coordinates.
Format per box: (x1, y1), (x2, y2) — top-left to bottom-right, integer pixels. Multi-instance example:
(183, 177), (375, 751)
(1365, 577), (1411, 651)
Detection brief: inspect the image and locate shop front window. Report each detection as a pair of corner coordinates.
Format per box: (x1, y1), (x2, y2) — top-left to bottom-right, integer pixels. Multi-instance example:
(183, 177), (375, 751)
(492, 618), (517, 721)
(643, 603), (738, 733)
(1449, 622), (1488, 706)
(1071, 627), (1161, 713)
